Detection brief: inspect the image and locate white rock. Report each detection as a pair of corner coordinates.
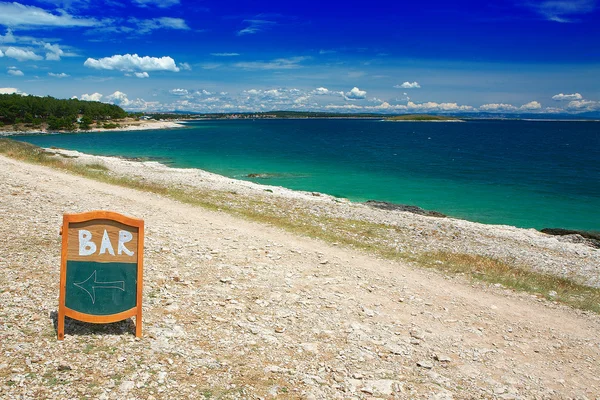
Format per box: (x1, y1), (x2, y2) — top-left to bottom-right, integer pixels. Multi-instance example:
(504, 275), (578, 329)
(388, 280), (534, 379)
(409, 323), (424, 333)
(119, 380), (135, 392)
(417, 360), (433, 369)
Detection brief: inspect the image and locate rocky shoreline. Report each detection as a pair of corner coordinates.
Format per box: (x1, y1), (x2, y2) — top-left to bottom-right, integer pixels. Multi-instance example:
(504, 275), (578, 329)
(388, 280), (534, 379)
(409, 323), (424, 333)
(0, 119), (185, 137)
(44, 148), (600, 288)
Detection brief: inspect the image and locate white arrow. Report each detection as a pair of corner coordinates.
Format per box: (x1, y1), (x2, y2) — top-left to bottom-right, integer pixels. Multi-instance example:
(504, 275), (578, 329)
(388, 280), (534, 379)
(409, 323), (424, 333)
(73, 270), (125, 304)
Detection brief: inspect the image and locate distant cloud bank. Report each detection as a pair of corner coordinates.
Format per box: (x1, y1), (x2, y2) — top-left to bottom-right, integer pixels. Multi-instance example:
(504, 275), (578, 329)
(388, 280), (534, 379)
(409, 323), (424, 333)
(64, 85), (600, 115)
(0, 2), (99, 28)
(552, 93), (583, 101)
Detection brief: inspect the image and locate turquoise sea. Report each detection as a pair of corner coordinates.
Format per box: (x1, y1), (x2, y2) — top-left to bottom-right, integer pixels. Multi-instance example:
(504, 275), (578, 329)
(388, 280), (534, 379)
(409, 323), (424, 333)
(16, 119), (600, 231)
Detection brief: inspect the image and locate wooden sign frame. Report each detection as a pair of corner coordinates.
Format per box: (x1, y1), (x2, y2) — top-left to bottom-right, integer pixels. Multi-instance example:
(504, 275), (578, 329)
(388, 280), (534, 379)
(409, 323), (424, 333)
(58, 211), (144, 340)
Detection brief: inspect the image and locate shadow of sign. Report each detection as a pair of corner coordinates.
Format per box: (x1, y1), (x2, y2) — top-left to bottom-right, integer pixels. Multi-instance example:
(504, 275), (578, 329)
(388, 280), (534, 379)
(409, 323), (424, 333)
(50, 311), (136, 337)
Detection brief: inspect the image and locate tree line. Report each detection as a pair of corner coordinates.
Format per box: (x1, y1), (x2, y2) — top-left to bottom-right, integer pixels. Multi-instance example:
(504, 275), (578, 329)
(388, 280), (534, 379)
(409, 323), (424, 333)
(0, 94), (127, 130)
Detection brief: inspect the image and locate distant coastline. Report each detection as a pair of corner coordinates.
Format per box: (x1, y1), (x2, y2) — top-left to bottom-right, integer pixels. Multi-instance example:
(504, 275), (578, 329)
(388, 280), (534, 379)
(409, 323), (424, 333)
(0, 118), (186, 137)
(3, 112), (599, 137)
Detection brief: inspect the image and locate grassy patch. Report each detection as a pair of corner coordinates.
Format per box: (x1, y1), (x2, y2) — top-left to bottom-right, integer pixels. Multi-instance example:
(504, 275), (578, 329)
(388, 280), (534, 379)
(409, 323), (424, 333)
(84, 162), (109, 171)
(416, 251), (600, 313)
(1, 138), (599, 313)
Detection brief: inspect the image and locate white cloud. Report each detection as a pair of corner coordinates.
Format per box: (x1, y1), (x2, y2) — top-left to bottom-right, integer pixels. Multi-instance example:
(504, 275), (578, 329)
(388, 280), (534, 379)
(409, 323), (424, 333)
(520, 101), (542, 110)
(4, 47), (42, 61)
(104, 91), (153, 110)
(552, 93), (583, 101)
(0, 2), (99, 28)
(372, 101), (392, 110)
(237, 19), (276, 36)
(106, 91), (128, 104)
(345, 87), (367, 100)
(0, 29), (16, 43)
(131, 17), (190, 34)
(528, 0), (596, 22)
(324, 104), (363, 110)
(199, 62), (221, 70)
(478, 103), (517, 111)
(567, 99), (600, 111)
(0, 87), (26, 95)
(133, 0), (180, 8)
(170, 88), (189, 96)
(48, 72), (69, 78)
(211, 52), (240, 57)
(394, 81), (421, 89)
(294, 95), (312, 105)
(178, 62), (191, 71)
(80, 92), (103, 101)
(234, 56), (309, 70)
(78, 91), (152, 110)
(0, 49), (3, 57)
(7, 67), (24, 76)
(312, 87), (330, 95)
(44, 42), (64, 60)
(134, 72), (149, 78)
(84, 54), (180, 73)
(244, 88), (288, 99)
(35, 0), (91, 10)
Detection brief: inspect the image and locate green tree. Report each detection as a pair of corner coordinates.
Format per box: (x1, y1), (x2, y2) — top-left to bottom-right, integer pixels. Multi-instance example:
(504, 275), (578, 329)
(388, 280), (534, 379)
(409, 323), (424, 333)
(79, 115), (93, 130)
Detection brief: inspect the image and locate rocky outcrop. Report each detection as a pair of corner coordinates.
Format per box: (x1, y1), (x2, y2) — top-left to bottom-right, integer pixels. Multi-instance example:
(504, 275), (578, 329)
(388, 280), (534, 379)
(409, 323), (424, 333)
(541, 228), (600, 249)
(364, 200), (447, 218)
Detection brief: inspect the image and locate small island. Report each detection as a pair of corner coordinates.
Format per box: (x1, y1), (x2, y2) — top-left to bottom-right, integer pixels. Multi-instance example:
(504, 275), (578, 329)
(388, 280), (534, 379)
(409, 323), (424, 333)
(384, 114), (463, 122)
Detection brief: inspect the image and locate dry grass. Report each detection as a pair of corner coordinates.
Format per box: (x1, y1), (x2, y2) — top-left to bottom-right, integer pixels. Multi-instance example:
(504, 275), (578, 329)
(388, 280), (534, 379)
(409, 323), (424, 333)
(1, 138), (599, 313)
(415, 251), (600, 312)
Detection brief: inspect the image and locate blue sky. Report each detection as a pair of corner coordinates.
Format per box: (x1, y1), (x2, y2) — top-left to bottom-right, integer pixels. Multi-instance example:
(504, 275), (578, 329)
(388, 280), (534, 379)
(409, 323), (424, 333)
(0, 0), (599, 114)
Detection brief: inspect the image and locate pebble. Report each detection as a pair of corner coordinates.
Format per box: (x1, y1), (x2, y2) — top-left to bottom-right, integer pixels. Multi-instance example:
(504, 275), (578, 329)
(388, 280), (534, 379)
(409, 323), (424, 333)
(435, 354), (452, 363)
(410, 330), (425, 340)
(119, 381), (135, 392)
(387, 344), (408, 356)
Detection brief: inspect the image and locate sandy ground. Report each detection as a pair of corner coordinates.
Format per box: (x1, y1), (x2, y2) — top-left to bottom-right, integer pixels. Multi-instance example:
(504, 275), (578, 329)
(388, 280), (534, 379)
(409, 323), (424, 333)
(1, 154), (599, 399)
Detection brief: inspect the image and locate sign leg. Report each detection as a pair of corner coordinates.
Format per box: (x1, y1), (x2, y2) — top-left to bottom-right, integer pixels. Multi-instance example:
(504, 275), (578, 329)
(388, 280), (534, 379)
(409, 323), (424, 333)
(135, 309), (142, 337)
(58, 308), (65, 341)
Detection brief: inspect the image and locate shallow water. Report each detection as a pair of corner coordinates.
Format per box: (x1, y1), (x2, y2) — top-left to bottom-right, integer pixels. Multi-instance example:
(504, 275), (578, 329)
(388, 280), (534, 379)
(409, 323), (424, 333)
(16, 119), (600, 231)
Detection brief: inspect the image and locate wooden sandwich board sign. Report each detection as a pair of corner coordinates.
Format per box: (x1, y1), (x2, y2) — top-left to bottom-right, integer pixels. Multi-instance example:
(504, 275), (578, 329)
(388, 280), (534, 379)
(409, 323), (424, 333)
(58, 211), (144, 340)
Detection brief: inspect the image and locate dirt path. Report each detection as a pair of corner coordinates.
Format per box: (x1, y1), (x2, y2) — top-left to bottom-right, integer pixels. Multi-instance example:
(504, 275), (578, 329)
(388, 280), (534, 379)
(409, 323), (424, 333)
(1, 154), (599, 399)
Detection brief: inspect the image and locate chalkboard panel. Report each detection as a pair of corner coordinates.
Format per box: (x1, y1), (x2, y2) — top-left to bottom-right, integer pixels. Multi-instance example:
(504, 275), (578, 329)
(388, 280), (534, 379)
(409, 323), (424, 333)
(65, 261), (137, 315)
